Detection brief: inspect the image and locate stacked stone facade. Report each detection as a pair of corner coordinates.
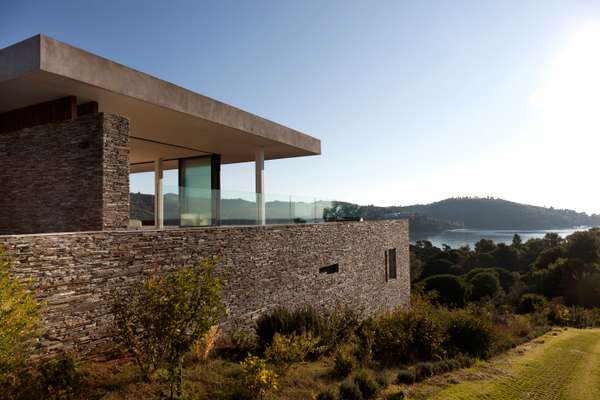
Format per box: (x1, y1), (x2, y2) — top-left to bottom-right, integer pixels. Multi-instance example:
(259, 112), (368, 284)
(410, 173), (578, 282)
(0, 220), (409, 357)
(0, 113), (129, 235)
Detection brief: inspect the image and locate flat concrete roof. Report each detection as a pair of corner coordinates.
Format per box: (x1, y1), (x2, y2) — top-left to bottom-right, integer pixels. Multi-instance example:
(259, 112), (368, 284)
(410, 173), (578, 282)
(0, 35), (321, 165)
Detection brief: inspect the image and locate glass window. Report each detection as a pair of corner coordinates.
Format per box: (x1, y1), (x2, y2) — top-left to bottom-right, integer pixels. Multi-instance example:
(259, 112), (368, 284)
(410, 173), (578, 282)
(179, 157), (213, 227)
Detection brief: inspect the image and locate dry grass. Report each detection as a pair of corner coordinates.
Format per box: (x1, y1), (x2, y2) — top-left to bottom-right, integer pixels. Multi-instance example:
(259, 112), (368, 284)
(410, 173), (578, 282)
(402, 328), (600, 400)
(14, 328), (597, 399)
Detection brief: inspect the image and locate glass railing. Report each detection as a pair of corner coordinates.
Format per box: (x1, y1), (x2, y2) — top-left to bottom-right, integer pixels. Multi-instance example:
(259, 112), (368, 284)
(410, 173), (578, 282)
(129, 187), (339, 227)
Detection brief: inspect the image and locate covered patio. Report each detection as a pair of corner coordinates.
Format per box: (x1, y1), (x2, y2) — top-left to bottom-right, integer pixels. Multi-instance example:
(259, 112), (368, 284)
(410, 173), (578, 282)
(1, 35), (328, 231)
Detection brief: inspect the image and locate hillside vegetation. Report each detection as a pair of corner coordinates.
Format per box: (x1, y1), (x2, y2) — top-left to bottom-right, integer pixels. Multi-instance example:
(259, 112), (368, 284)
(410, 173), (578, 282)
(396, 197), (600, 229)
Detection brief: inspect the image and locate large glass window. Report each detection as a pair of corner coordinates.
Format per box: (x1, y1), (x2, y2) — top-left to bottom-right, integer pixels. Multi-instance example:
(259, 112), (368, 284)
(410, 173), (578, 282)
(179, 157), (213, 226)
(129, 171), (155, 226)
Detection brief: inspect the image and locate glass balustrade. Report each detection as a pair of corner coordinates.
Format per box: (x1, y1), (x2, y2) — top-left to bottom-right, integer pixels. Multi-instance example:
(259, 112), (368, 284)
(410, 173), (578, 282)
(129, 185), (336, 228)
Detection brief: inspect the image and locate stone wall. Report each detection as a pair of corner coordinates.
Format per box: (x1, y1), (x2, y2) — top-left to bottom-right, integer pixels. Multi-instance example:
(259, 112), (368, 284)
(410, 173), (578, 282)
(0, 113), (129, 235)
(0, 220), (409, 357)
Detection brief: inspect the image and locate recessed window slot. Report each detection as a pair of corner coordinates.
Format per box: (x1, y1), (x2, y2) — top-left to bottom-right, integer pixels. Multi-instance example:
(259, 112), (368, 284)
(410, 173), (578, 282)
(319, 264), (339, 274)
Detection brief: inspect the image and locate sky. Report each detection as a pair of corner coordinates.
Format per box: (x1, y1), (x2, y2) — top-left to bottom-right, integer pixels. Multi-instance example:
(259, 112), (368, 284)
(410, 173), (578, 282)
(2, 0), (600, 213)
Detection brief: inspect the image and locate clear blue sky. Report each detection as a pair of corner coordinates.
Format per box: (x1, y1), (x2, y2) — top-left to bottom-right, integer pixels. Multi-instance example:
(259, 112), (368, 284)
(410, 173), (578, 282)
(3, 1), (600, 213)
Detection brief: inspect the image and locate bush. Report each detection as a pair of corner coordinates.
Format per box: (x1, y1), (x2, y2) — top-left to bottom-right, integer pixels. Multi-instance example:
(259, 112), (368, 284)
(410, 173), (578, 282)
(465, 268), (516, 293)
(321, 307), (362, 351)
(414, 362), (434, 382)
(432, 360), (450, 374)
(354, 371), (378, 399)
(39, 354), (83, 400)
(317, 390), (337, 400)
(568, 307), (600, 328)
(469, 272), (501, 301)
(265, 332), (324, 368)
(396, 369), (416, 384)
(548, 301), (570, 325)
(0, 248), (42, 380)
(339, 380), (363, 400)
(420, 275), (471, 307)
(516, 293), (548, 314)
(454, 354), (475, 368)
(445, 310), (495, 358)
(371, 296), (446, 365)
(255, 306), (324, 349)
(111, 258), (225, 398)
(239, 354), (278, 400)
(333, 347), (355, 378)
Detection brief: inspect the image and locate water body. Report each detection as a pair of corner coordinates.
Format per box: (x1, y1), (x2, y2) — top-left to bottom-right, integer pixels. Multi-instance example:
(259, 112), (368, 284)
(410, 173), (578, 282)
(412, 227), (589, 249)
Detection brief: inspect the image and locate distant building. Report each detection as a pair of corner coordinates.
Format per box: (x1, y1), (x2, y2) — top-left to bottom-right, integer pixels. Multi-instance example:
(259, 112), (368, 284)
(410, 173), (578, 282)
(0, 35), (409, 356)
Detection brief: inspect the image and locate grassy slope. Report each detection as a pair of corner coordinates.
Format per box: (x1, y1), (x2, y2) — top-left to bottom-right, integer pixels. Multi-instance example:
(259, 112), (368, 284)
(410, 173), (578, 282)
(430, 328), (600, 400)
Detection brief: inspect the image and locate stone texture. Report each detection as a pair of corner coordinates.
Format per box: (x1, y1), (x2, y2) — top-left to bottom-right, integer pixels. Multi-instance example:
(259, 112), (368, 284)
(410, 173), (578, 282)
(0, 220), (409, 358)
(0, 113), (129, 235)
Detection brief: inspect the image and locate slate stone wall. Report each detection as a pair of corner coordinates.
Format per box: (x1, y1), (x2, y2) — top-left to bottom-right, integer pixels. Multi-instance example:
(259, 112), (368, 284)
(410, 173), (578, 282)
(0, 113), (129, 235)
(0, 220), (409, 357)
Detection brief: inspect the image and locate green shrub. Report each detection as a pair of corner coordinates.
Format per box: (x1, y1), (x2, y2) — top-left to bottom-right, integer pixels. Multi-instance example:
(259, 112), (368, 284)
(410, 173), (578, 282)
(516, 293), (548, 314)
(375, 370), (389, 387)
(568, 307), (600, 328)
(0, 248), (42, 379)
(469, 272), (501, 300)
(111, 258), (225, 398)
(39, 354), (82, 400)
(445, 310), (495, 358)
(432, 360), (450, 374)
(446, 358), (461, 370)
(321, 307), (362, 350)
(255, 306), (324, 349)
(239, 354), (278, 400)
(371, 296), (446, 365)
(317, 390), (337, 400)
(333, 347), (355, 378)
(396, 369), (416, 384)
(414, 362), (434, 381)
(339, 380), (363, 400)
(222, 326), (258, 361)
(455, 354), (475, 368)
(354, 371), (378, 399)
(420, 275), (471, 307)
(465, 268), (516, 293)
(265, 332), (324, 368)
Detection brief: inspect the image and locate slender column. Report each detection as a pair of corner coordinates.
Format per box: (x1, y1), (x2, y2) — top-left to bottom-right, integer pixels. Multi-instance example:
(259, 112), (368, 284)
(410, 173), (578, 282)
(154, 158), (164, 229)
(255, 148), (265, 225)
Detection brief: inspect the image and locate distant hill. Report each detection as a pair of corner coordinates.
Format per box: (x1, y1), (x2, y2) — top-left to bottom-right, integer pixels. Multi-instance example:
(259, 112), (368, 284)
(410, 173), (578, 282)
(392, 197), (600, 229)
(130, 193), (599, 232)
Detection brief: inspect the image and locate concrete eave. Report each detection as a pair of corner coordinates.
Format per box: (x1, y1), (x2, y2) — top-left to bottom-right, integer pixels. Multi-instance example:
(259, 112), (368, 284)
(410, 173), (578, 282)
(0, 35), (321, 164)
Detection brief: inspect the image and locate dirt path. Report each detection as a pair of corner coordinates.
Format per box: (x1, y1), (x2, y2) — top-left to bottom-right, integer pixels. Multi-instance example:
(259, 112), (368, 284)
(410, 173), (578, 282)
(430, 328), (600, 400)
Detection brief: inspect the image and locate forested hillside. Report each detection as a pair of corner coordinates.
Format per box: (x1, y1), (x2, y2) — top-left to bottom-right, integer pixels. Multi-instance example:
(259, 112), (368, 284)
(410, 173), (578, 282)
(395, 197), (600, 229)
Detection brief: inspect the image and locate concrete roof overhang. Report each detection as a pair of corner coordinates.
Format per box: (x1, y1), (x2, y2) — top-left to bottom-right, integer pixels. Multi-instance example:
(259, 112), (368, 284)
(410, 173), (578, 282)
(0, 35), (321, 171)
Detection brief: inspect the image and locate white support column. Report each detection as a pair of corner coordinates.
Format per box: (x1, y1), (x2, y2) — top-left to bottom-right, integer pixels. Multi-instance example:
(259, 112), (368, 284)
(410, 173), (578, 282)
(154, 158), (164, 229)
(255, 148), (265, 225)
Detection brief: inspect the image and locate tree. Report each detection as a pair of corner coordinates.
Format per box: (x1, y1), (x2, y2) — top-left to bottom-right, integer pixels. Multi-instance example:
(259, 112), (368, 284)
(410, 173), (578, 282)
(566, 231), (600, 263)
(475, 239), (496, 254)
(409, 251), (424, 282)
(512, 234), (522, 247)
(112, 258), (226, 399)
(323, 202), (362, 221)
(421, 258), (455, 278)
(469, 272), (501, 301)
(420, 275), (471, 307)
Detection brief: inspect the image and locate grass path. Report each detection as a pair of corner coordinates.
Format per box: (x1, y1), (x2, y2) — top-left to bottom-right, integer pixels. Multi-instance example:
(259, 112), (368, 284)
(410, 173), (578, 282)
(431, 328), (600, 400)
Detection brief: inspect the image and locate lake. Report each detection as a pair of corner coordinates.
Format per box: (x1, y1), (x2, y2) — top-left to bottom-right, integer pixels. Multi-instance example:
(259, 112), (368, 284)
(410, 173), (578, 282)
(412, 227), (589, 249)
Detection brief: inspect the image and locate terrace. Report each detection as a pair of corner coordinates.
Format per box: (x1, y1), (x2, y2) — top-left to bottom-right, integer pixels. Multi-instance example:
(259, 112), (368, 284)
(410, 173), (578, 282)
(0, 34), (335, 234)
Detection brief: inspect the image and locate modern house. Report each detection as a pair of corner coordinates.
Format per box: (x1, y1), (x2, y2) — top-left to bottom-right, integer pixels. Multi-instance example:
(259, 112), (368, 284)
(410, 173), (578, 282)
(0, 35), (409, 357)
